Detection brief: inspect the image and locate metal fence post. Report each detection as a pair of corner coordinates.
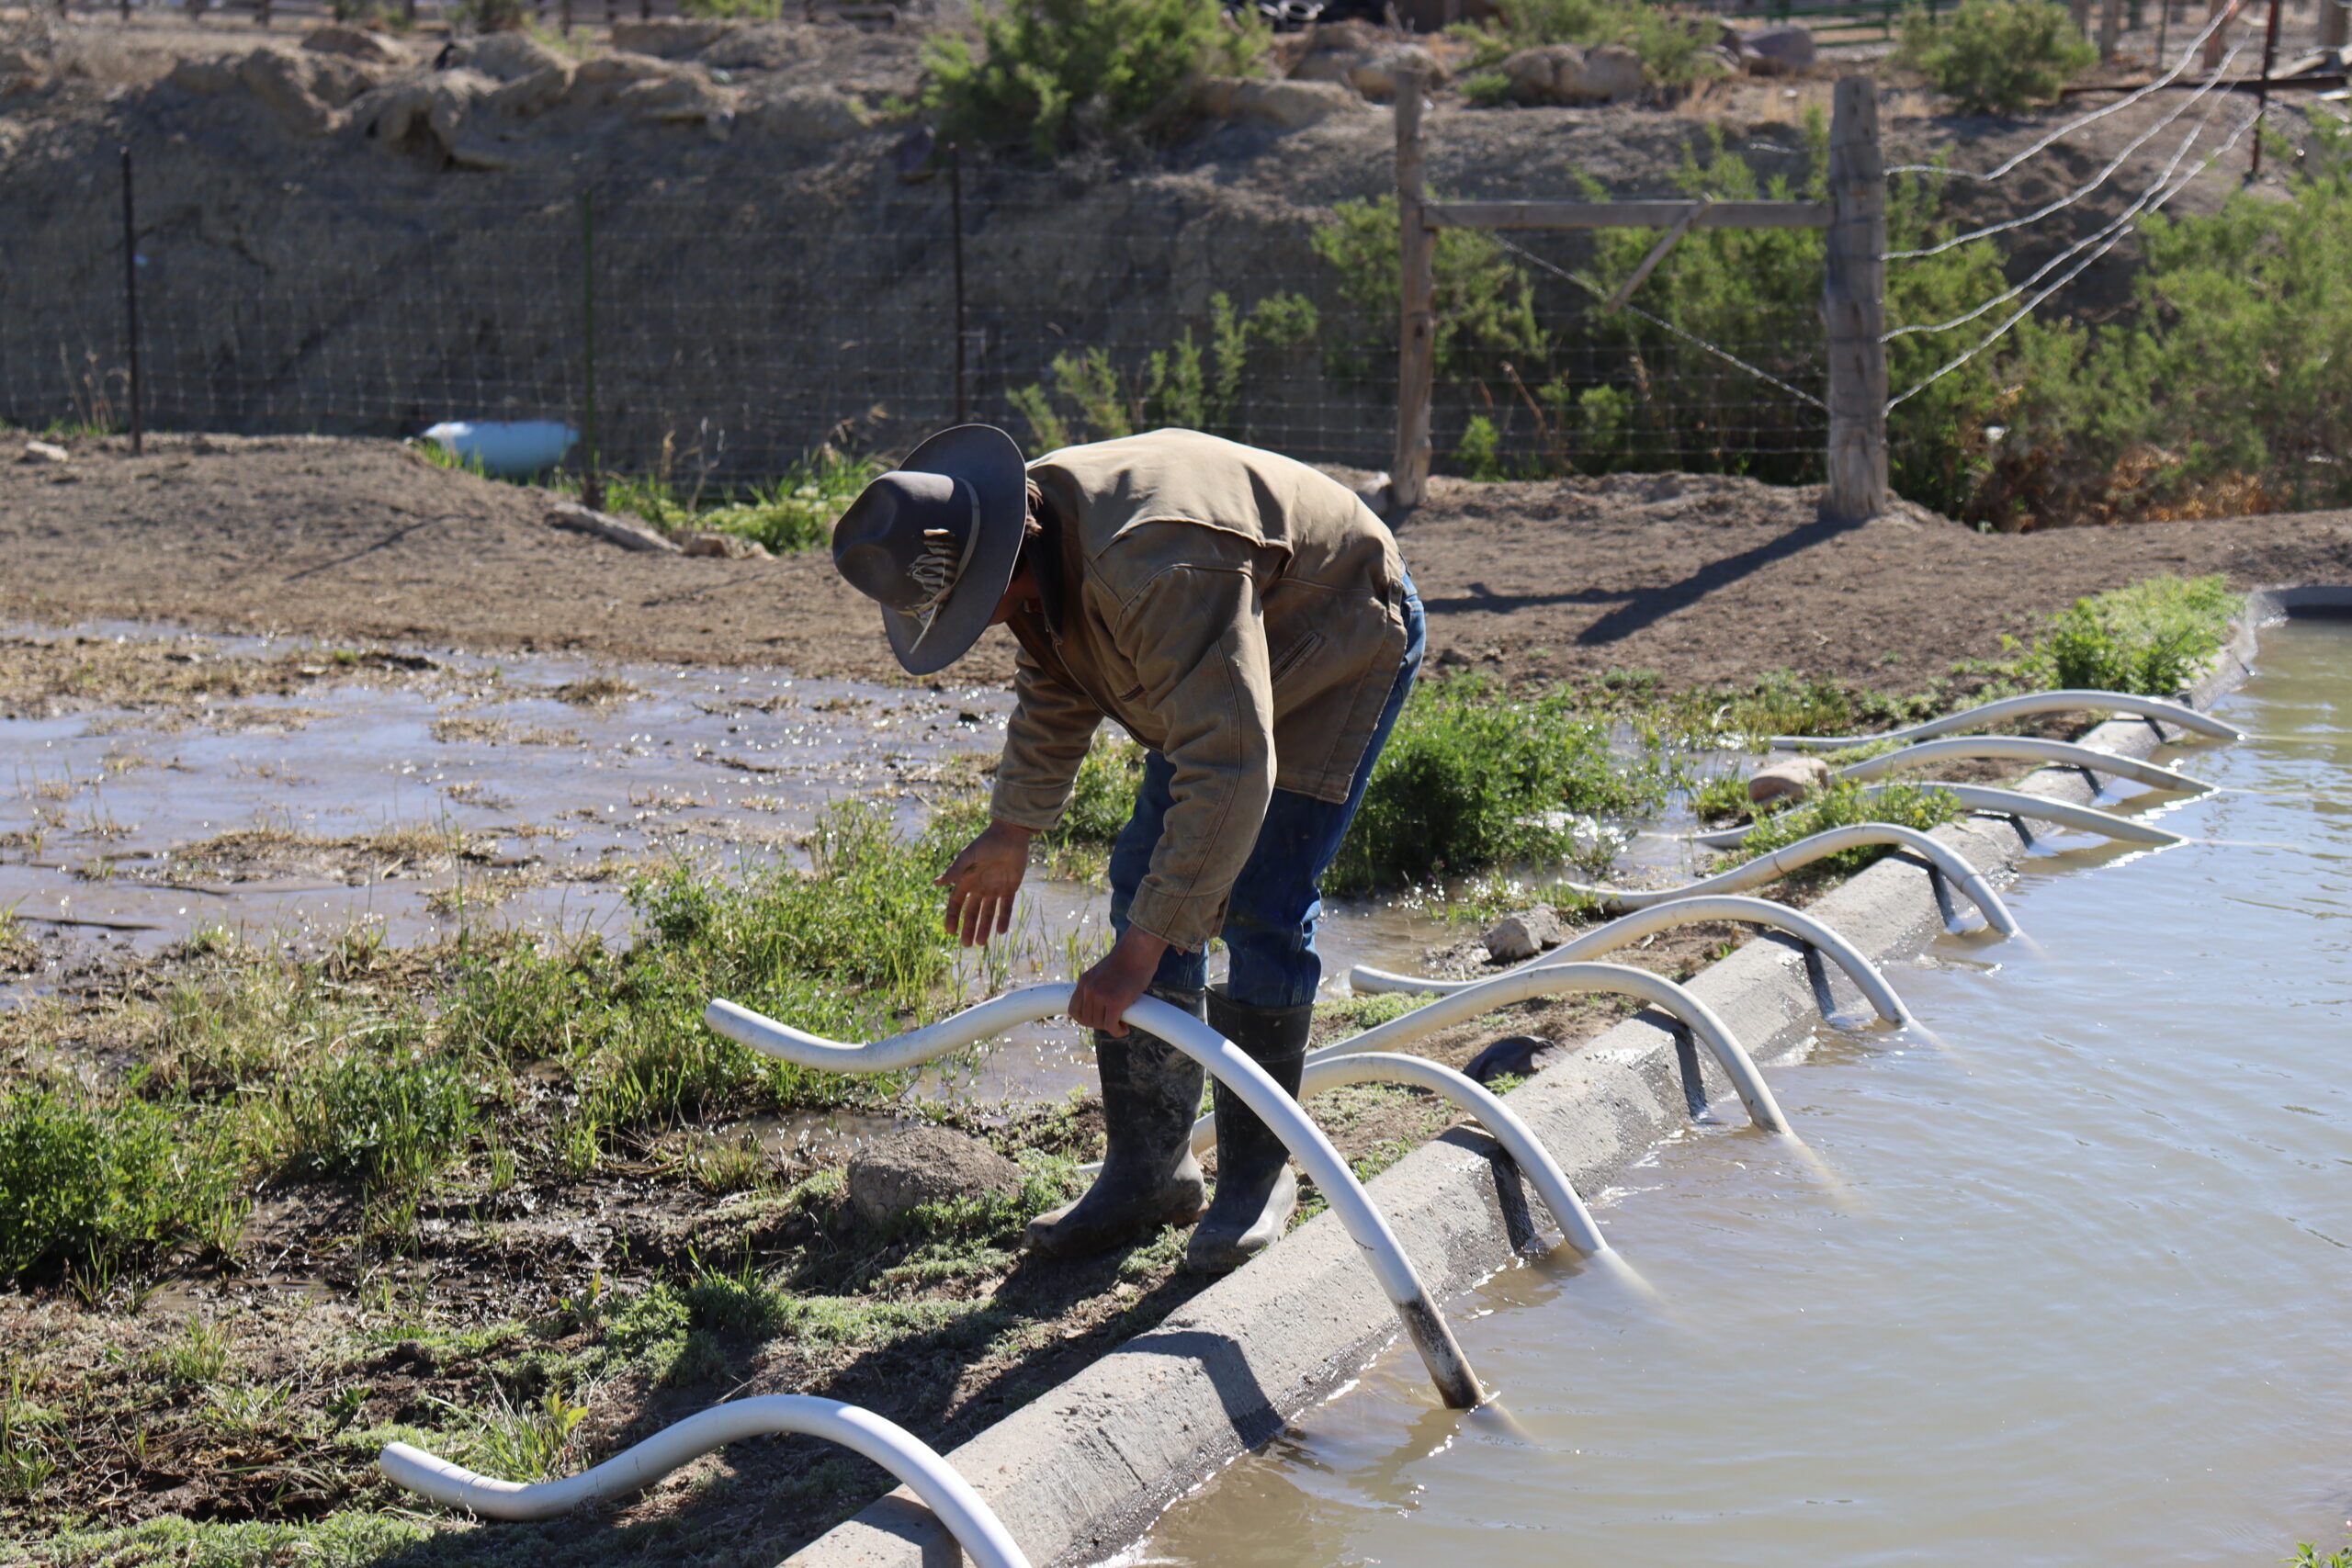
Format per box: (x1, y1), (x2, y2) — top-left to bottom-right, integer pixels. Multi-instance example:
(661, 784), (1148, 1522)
(1393, 69), (1434, 513)
(1823, 75), (1885, 524)
(580, 189), (603, 511)
(120, 146), (144, 456)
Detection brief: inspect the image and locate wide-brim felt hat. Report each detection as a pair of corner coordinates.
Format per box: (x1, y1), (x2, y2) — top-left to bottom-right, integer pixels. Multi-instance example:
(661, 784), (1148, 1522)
(831, 423), (1028, 677)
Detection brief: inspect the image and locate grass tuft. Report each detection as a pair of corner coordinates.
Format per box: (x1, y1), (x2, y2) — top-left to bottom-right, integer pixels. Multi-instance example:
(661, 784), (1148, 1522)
(1729, 780), (1962, 882)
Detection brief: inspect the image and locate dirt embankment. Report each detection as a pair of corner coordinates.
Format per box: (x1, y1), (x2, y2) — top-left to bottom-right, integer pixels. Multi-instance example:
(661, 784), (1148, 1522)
(6, 433), (2350, 691)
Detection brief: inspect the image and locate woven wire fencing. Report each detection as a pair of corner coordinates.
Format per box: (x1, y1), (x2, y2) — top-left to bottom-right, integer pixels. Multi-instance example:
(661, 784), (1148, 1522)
(0, 167), (1829, 488)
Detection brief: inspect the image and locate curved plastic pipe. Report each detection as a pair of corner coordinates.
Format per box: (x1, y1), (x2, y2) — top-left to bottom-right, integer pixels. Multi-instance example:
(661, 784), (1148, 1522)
(1349, 894), (1908, 1028)
(1690, 782), (2183, 851)
(1309, 962), (1790, 1135)
(1833, 734), (2211, 795)
(706, 987), (1484, 1409)
(379, 1395), (1032, 1565)
(1560, 823), (2019, 937)
(1174, 1051), (1610, 1257)
(1771, 687), (2241, 750)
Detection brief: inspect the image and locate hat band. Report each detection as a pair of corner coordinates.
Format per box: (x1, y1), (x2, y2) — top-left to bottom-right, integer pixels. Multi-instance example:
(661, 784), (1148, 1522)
(906, 488), (984, 637)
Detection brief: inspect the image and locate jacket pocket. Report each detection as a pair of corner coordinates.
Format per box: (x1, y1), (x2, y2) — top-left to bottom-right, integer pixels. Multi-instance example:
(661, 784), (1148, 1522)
(1268, 629), (1327, 687)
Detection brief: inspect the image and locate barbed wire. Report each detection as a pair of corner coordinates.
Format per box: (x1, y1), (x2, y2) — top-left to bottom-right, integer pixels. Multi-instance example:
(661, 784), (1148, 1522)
(1483, 231), (1829, 412)
(1886, 39), (2244, 262)
(1884, 95), (2257, 412)
(1883, 50), (2244, 340)
(1884, 3), (2235, 183)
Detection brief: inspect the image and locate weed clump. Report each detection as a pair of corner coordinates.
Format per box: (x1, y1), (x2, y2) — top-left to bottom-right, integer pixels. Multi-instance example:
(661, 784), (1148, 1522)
(924, 0), (1265, 164)
(1731, 780), (1963, 881)
(0, 1091), (242, 1284)
(1894, 0), (2095, 115)
(2017, 574), (2238, 695)
(1332, 676), (1667, 893)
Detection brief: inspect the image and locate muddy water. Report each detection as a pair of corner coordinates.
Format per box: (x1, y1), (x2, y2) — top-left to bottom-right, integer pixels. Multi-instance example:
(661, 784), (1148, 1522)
(0, 621), (1457, 1100)
(1131, 617), (2352, 1567)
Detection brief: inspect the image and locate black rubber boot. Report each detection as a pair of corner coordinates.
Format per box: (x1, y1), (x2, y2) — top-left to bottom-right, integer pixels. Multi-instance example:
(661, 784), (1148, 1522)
(1023, 986), (1209, 1258)
(1184, 992), (1313, 1276)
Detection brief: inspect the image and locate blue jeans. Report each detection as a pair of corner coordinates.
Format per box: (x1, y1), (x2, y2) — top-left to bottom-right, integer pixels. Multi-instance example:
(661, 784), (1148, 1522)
(1107, 578), (1426, 1010)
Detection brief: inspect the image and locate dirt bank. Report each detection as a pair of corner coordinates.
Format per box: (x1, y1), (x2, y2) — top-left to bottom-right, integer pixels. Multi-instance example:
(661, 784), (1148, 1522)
(6, 432), (2349, 692)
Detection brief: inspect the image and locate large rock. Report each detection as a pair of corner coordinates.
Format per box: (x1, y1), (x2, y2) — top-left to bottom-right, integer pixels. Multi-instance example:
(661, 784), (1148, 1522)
(1288, 23), (1444, 103)
(616, 71), (734, 124)
(486, 61), (573, 118)
(366, 70), (498, 158)
(166, 55), (240, 95)
(1747, 755), (1831, 807)
(451, 30), (570, 83)
(610, 17), (737, 57)
(1498, 41), (1646, 105)
(1483, 904), (1569, 964)
(1194, 75), (1370, 130)
(238, 48), (340, 135)
(1731, 23), (1815, 75)
(847, 1127), (1023, 1225)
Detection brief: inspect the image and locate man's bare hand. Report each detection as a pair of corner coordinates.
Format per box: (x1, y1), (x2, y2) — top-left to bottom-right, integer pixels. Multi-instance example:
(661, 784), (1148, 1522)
(1071, 926), (1173, 1036)
(936, 822), (1035, 947)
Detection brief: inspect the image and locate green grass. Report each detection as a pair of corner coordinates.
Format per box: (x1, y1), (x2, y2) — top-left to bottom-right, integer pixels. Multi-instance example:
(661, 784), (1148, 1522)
(1729, 779), (1963, 880)
(579, 451), (882, 554)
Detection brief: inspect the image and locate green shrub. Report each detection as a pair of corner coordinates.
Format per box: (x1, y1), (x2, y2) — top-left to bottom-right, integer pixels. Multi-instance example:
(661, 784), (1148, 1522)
(1458, 0), (1724, 89)
(1333, 676), (1668, 892)
(0, 1092), (243, 1282)
(1044, 731), (1146, 849)
(923, 0), (1264, 163)
(1004, 291), (1318, 451)
(1732, 779), (1962, 880)
(1974, 114), (2352, 525)
(2019, 574), (2239, 694)
(1894, 0), (2096, 114)
(1312, 196), (1544, 379)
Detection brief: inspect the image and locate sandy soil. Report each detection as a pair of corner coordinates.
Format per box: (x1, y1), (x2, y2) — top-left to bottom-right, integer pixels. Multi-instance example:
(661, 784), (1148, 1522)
(6, 433), (2351, 693)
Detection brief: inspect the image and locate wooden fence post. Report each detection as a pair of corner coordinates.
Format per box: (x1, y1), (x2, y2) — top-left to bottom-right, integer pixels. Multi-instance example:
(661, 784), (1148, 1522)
(2098, 0), (2123, 58)
(1393, 69), (1435, 514)
(2324, 0), (2347, 51)
(2203, 0), (2233, 69)
(1823, 74), (1886, 525)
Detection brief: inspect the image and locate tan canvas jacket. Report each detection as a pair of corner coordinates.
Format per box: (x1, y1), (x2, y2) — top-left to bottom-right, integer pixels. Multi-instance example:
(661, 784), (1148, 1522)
(989, 429), (1408, 952)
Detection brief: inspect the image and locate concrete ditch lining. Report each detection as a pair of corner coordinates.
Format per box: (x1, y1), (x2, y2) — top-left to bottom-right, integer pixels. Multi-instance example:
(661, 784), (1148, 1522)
(785, 588), (2341, 1568)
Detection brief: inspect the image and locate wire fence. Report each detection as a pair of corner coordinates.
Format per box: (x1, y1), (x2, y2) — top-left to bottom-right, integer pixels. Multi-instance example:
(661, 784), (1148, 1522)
(0, 154), (1841, 487)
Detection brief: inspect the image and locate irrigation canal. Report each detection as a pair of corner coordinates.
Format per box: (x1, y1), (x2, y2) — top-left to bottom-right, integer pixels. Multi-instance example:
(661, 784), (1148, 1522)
(1129, 615), (2352, 1566)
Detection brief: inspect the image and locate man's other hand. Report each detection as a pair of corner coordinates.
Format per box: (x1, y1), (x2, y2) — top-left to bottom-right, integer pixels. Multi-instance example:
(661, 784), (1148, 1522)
(936, 821), (1035, 947)
(1070, 926), (1173, 1036)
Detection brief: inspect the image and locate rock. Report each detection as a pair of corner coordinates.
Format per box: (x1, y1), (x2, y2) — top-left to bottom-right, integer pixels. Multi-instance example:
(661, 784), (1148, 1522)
(610, 18), (738, 57)
(1482, 904), (1568, 964)
(547, 502), (681, 553)
(1462, 1033), (1566, 1086)
(1344, 44), (1444, 102)
(367, 71), (497, 158)
(486, 62), (572, 118)
(1747, 755), (1831, 807)
(20, 440), (69, 464)
(1194, 75), (1370, 130)
(1498, 41), (1645, 105)
(301, 23), (406, 64)
(1288, 25), (1445, 103)
(753, 83), (867, 142)
(239, 47), (338, 136)
(847, 1127), (1023, 1225)
(1732, 23), (1815, 75)
(451, 31), (570, 84)
(679, 531), (771, 558)
(166, 55), (240, 95)
(617, 72), (732, 124)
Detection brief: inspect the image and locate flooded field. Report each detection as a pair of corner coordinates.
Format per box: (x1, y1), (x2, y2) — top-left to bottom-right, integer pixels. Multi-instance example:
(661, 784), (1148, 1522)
(1131, 616), (2352, 1566)
(0, 620), (1458, 1105)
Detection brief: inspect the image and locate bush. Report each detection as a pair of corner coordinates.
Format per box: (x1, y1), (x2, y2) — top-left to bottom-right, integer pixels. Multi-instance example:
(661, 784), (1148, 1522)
(1459, 0), (1724, 89)
(2018, 574), (2238, 694)
(0, 1092), (243, 1282)
(1733, 780), (1962, 880)
(1004, 291), (1318, 451)
(1895, 0), (2096, 114)
(923, 0), (1264, 164)
(1313, 196), (1544, 380)
(1973, 114), (2352, 525)
(1332, 676), (1668, 892)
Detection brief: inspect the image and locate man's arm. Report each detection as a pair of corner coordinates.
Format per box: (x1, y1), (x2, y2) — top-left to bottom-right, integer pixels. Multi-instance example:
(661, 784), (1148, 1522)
(939, 642), (1103, 949)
